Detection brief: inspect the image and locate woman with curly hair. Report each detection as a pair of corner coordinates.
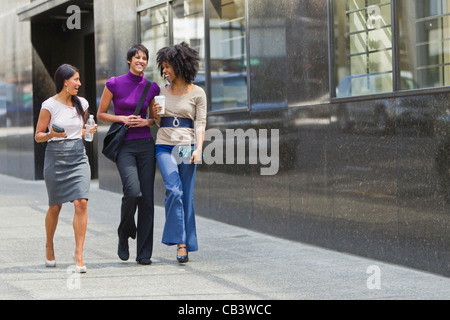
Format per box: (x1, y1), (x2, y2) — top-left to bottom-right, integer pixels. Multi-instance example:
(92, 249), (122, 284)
(153, 42), (207, 263)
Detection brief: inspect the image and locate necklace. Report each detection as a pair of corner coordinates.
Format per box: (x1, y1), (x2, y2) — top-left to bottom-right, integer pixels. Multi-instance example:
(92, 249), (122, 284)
(169, 83), (188, 128)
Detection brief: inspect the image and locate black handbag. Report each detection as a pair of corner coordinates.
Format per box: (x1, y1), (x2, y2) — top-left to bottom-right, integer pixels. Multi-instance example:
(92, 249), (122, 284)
(102, 81), (151, 162)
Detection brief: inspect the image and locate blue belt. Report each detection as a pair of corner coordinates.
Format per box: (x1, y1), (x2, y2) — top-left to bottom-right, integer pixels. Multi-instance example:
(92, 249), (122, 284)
(160, 117), (194, 129)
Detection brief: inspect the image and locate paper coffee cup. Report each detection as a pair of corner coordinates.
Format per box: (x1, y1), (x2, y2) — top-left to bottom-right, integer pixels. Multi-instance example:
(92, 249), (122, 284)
(155, 95), (165, 115)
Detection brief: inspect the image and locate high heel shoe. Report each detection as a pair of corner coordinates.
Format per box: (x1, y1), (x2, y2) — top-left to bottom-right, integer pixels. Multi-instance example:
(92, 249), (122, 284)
(72, 253), (87, 273)
(45, 259), (56, 267)
(45, 248), (56, 267)
(75, 265), (87, 273)
(177, 245), (189, 263)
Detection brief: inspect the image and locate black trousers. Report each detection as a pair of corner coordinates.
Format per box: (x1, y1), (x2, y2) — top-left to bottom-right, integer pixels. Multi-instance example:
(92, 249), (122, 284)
(116, 138), (155, 261)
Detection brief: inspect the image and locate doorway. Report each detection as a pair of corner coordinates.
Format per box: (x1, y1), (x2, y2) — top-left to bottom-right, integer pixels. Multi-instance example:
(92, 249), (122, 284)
(29, 0), (97, 179)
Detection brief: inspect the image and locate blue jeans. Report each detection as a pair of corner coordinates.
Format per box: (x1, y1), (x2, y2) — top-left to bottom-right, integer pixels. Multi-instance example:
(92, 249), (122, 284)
(156, 145), (198, 252)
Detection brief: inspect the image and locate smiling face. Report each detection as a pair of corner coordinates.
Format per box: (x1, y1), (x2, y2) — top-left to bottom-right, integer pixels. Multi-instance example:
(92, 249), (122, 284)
(162, 61), (177, 83)
(64, 72), (81, 95)
(128, 50), (148, 76)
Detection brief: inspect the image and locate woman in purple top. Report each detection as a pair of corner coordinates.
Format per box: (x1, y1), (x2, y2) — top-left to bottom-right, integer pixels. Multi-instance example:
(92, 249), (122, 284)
(97, 44), (160, 265)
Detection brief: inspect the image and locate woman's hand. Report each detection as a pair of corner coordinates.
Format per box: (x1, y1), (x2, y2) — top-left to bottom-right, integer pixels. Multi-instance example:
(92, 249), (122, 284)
(85, 124), (98, 134)
(190, 148), (203, 163)
(153, 103), (163, 119)
(50, 126), (67, 139)
(125, 115), (148, 128)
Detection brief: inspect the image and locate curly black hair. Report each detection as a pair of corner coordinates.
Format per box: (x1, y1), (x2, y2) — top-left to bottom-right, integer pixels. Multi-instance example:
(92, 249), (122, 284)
(156, 42), (200, 84)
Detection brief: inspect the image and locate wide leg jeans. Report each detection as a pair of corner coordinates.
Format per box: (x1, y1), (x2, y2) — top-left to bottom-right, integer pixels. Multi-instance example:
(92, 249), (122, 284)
(156, 147), (198, 252)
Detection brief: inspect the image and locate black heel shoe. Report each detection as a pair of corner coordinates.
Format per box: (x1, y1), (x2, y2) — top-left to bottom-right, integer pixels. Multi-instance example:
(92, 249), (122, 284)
(177, 245), (189, 263)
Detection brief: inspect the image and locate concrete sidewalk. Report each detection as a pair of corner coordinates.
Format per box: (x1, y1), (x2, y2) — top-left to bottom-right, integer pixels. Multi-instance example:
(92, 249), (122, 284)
(0, 173), (449, 300)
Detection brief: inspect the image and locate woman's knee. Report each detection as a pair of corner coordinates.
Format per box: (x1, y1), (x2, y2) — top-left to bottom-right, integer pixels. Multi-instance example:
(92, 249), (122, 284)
(123, 187), (142, 199)
(121, 177), (142, 198)
(165, 183), (183, 201)
(47, 204), (62, 216)
(73, 199), (88, 212)
(49, 204), (62, 211)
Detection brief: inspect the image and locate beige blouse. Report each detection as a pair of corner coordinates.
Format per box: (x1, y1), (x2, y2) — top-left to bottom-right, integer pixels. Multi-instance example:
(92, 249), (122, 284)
(155, 84), (207, 146)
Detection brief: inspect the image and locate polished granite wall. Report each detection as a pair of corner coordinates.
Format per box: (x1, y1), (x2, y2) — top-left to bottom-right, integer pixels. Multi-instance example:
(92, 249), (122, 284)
(93, 0), (449, 276)
(0, 0), (35, 179)
(191, 0), (449, 277)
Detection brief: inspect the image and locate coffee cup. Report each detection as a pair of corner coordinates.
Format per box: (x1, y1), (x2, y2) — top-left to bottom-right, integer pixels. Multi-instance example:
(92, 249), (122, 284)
(155, 95), (165, 115)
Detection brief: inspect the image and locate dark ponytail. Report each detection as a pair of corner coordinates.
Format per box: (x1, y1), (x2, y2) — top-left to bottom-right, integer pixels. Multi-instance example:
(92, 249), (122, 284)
(54, 64), (84, 119)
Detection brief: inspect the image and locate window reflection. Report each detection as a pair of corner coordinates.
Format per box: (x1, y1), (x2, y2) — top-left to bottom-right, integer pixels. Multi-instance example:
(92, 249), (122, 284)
(139, 5), (169, 86)
(173, 0), (205, 89)
(209, 0), (247, 110)
(333, 0), (393, 97)
(398, 0), (450, 89)
(138, 0), (155, 7)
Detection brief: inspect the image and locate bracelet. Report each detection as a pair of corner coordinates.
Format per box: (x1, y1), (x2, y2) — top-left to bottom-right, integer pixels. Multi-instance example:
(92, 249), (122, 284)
(46, 133), (51, 141)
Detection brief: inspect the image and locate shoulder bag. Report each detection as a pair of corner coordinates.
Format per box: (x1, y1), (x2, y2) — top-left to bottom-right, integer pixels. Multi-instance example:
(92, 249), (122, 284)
(102, 81), (151, 162)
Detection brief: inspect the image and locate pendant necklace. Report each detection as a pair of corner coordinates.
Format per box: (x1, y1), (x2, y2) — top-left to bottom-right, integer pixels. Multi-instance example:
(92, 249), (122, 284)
(169, 83), (187, 128)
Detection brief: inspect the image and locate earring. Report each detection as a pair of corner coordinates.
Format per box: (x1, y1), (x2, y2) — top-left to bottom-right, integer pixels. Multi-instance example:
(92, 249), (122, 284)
(66, 86), (68, 93)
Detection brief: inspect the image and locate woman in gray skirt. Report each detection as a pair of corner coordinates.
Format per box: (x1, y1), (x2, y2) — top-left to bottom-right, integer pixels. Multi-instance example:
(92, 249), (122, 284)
(35, 64), (97, 273)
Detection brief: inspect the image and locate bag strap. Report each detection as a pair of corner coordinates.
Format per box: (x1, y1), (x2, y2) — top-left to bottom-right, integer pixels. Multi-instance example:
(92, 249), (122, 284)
(133, 80), (151, 116)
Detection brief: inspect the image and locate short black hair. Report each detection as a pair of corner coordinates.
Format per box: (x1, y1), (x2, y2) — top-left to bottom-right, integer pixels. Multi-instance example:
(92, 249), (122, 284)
(127, 43), (149, 67)
(156, 42), (200, 83)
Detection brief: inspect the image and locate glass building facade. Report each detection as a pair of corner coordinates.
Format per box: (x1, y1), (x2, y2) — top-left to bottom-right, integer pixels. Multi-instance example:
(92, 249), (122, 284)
(1, 0), (448, 276)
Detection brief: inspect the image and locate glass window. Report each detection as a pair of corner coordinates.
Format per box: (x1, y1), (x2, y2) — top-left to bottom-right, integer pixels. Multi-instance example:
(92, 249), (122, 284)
(138, 0), (156, 7)
(139, 4), (169, 86)
(208, 0), (247, 110)
(333, 0), (393, 97)
(172, 0), (205, 88)
(398, 0), (450, 89)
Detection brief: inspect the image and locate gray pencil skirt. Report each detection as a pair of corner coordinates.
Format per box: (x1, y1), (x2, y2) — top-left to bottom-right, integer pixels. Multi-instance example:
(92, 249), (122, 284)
(44, 139), (90, 206)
